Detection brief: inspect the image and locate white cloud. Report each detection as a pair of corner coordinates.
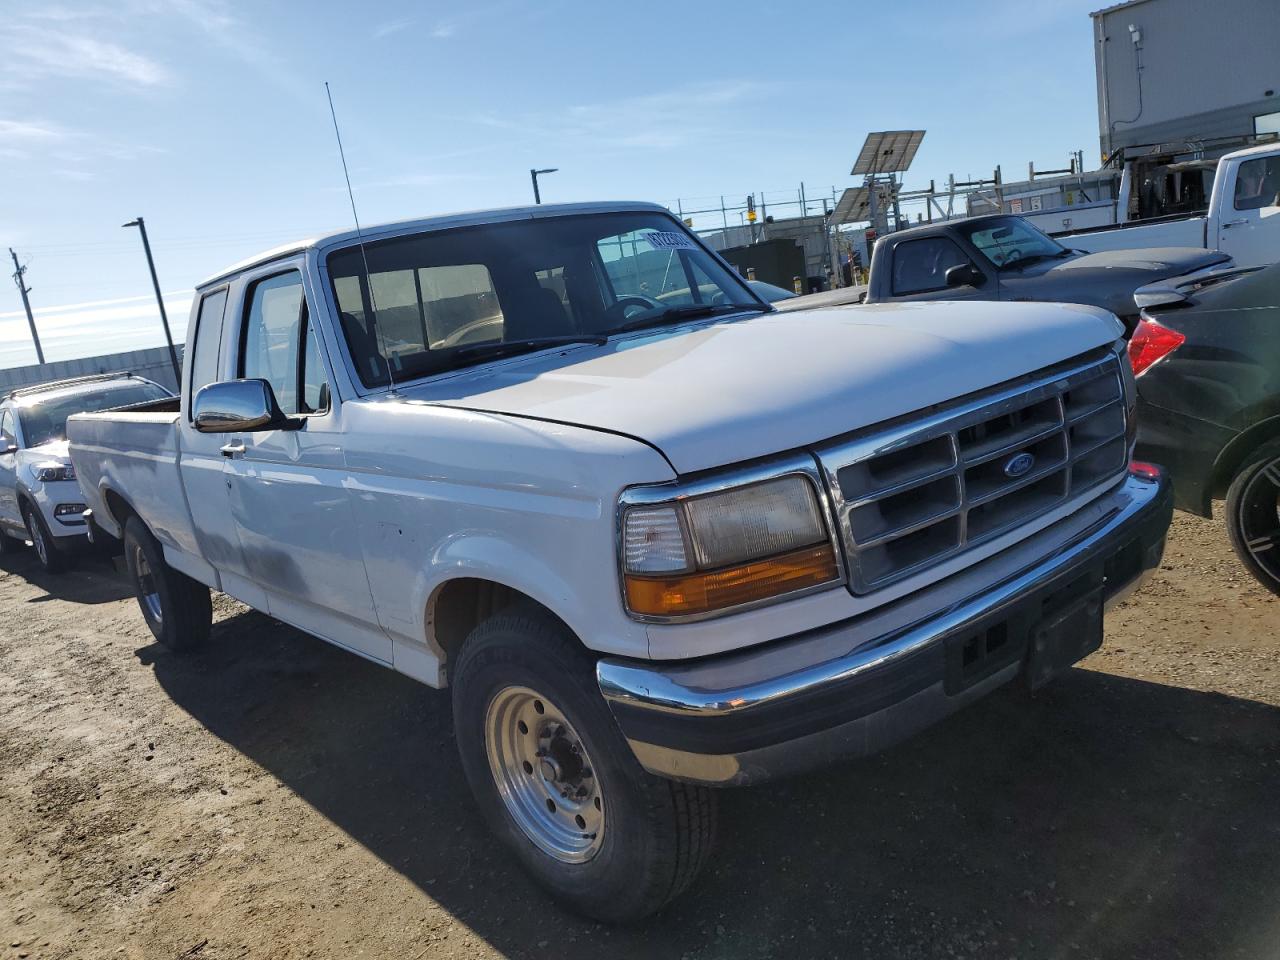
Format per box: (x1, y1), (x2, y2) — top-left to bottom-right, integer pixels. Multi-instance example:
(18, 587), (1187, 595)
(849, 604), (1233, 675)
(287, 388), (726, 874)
(469, 80), (776, 153)
(1, 23), (172, 88)
(0, 119), (65, 141)
(431, 22), (457, 39)
(373, 17), (415, 39)
(0, 292), (194, 368)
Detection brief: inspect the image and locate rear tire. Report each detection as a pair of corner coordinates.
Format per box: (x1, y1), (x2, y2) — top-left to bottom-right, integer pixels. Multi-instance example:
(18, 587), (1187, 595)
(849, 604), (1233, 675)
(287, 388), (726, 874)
(123, 516), (212, 650)
(22, 503), (67, 574)
(451, 605), (717, 922)
(1226, 438), (1280, 597)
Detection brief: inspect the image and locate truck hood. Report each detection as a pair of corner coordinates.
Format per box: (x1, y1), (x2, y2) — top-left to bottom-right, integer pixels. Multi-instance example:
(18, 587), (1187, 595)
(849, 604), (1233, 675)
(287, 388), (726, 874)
(1012, 247), (1231, 316)
(402, 301), (1123, 475)
(1053, 246), (1228, 277)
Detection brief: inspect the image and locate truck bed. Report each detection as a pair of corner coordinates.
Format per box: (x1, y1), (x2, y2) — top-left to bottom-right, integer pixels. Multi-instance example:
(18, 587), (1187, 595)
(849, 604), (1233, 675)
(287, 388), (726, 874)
(67, 409), (200, 564)
(1064, 215), (1208, 254)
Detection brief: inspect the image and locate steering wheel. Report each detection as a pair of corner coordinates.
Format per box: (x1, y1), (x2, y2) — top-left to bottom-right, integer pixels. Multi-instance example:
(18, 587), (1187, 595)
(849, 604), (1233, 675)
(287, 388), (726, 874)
(603, 294), (664, 324)
(1000, 248), (1023, 266)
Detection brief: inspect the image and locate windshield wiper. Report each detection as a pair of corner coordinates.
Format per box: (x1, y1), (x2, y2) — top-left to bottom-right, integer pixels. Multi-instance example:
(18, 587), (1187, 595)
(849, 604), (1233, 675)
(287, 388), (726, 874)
(614, 302), (767, 334)
(1000, 252), (1058, 270)
(450, 335), (608, 364)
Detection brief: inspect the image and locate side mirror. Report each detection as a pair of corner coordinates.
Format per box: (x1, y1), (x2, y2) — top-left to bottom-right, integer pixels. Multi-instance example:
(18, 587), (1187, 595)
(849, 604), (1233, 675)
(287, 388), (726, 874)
(192, 379), (300, 434)
(945, 264), (984, 288)
(2, 443), (16, 455)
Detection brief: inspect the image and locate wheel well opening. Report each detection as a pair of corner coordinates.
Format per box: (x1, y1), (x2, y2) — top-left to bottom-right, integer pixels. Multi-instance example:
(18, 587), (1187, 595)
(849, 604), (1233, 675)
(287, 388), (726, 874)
(429, 578), (541, 682)
(102, 489), (136, 534)
(1211, 418), (1280, 501)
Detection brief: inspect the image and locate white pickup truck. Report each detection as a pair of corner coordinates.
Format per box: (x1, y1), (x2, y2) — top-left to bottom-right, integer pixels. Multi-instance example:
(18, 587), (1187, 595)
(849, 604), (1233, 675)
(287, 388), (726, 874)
(1066, 142), (1280, 268)
(68, 202), (1173, 921)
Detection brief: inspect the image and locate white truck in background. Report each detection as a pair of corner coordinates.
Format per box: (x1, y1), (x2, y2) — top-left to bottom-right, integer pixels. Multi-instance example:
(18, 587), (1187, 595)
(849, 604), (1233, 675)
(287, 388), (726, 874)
(1063, 142), (1280, 268)
(67, 202), (1172, 921)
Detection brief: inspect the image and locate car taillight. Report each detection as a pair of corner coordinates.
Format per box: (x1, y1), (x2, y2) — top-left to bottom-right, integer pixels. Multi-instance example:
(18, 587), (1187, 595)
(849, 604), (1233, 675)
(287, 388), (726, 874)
(1128, 317), (1186, 377)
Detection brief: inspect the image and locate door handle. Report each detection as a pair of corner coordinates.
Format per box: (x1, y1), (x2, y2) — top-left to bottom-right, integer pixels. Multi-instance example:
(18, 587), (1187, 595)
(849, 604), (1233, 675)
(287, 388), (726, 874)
(1222, 219), (1248, 228)
(220, 441), (245, 459)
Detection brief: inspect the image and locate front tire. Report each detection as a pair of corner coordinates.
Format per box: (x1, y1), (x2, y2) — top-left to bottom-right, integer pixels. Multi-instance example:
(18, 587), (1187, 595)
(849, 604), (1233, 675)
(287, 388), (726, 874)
(1226, 438), (1280, 596)
(22, 504), (67, 574)
(123, 516), (212, 650)
(451, 606), (717, 922)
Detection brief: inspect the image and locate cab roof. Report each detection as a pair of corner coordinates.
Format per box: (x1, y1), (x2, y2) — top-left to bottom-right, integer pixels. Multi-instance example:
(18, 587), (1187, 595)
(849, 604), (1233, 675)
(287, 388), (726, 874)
(197, 200), (671, 290)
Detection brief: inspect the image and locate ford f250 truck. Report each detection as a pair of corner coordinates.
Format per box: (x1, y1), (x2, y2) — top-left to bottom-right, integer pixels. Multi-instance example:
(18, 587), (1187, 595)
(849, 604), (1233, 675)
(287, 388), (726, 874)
(67, 202), (1173, 921)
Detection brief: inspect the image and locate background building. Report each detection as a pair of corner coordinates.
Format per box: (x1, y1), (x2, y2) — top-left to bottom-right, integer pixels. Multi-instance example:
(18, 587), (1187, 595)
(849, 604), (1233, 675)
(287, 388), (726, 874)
(1094, 0), (1280, 159)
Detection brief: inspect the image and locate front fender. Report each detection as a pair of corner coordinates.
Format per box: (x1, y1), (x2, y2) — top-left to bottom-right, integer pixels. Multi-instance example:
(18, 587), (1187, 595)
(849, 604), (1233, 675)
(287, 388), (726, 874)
(422, 535), (591, 647)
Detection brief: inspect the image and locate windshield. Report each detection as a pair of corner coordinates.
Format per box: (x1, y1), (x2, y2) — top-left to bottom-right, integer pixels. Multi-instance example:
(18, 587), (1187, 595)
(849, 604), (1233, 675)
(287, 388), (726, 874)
(326, 212), (762, 387)
(18, 382), (170, 448)
(959, 217), (1068, 269)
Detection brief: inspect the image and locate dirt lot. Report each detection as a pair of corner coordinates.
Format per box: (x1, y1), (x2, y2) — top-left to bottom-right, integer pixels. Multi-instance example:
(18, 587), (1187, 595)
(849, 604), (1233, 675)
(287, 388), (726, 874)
(2, 511), (1278, 960)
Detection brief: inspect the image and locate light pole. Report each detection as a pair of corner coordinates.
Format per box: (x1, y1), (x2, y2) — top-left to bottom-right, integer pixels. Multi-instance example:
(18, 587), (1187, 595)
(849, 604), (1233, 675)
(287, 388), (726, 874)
(122, 216), (180, 382)
(530, 167), (558, 204)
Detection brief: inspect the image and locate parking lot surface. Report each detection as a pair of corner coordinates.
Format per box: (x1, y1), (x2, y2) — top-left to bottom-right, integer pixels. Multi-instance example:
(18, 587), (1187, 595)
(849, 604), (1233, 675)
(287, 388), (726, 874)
(2, 511), (1278, 960)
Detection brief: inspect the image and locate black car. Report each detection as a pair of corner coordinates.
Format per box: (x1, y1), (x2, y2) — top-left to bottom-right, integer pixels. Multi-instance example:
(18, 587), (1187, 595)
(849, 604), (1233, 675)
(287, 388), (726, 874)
(1131, 261), (1280, 591)
(863, 214), (1231, 332)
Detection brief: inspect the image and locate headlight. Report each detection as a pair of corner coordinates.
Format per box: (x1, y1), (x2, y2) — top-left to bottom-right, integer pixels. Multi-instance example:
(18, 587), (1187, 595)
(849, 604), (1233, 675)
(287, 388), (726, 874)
(34, 463), (75, 483)
(620, 474), (839, 619)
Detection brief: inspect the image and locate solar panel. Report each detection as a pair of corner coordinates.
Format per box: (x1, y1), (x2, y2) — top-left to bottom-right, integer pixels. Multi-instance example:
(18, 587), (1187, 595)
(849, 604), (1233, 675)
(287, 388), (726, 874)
(830, 183), (896, 224)
(851, 130), (926, 176)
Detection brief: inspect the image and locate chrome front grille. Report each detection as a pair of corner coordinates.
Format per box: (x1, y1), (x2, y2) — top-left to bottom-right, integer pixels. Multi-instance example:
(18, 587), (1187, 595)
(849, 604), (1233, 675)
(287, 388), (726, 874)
(820, 351), (1129, 594)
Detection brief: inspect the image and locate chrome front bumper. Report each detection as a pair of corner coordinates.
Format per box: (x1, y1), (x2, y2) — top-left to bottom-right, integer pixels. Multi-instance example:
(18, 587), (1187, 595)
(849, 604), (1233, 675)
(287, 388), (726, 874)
(596, 471), (1172, 786)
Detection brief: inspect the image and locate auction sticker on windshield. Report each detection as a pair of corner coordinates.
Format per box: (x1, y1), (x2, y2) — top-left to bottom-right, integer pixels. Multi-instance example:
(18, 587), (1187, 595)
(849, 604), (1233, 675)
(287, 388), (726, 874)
(645, 232), (696, 250)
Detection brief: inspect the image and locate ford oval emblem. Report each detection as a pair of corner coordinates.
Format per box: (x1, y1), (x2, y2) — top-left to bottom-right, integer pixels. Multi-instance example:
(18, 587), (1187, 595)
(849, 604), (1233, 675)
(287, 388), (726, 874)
(1003, 452), (1036, 478)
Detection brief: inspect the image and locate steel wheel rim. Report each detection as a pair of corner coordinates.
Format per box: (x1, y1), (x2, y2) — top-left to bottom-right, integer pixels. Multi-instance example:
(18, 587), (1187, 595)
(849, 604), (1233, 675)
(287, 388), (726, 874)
(1238, 457), (1280, 586)
(27, 515), (48, 565)
(134, 545), (163, 625)
(484, 685), (604, 863)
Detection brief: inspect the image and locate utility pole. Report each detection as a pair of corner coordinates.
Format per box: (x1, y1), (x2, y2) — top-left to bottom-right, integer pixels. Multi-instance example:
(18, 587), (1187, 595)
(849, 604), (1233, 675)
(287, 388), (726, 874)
(530, 167), (558, 204)
(8, 248), (44, 365)
(122, 217), (180, 381)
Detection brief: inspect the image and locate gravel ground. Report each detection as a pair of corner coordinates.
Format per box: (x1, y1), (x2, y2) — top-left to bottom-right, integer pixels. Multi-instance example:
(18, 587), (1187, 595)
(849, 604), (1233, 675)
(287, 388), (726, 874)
(2, 511), (1278, 959)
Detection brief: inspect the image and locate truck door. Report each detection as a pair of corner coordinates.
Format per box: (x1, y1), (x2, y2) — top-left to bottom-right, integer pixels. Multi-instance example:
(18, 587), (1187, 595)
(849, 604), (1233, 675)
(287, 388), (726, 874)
(179, 286), (271, 610)
(1217, 150), (1280, 269)
(222, 267), (389, 663)
(0, 409), (20, 531)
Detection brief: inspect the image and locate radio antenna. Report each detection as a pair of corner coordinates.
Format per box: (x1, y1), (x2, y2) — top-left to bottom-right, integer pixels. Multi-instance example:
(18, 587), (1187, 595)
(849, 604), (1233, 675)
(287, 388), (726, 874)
(325, 81), (397, 394)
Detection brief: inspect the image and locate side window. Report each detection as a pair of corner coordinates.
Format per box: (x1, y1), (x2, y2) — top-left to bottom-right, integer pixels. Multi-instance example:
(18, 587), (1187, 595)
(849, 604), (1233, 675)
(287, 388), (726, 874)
(188, 288), (228, 419)
(241, 272), (330, 416)
(1234, 156), (1280, 212)
(892, 238), (971, 295)
(0, 410), (15, 449)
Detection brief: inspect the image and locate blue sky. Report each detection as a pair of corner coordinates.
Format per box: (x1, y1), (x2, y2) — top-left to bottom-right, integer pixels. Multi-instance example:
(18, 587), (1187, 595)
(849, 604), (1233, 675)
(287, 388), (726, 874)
(1, 0), (1106, 367)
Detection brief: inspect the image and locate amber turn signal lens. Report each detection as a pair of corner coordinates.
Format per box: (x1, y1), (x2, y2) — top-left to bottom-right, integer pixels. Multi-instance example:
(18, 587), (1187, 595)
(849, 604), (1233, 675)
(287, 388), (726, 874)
(624, 543), (839, 618)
